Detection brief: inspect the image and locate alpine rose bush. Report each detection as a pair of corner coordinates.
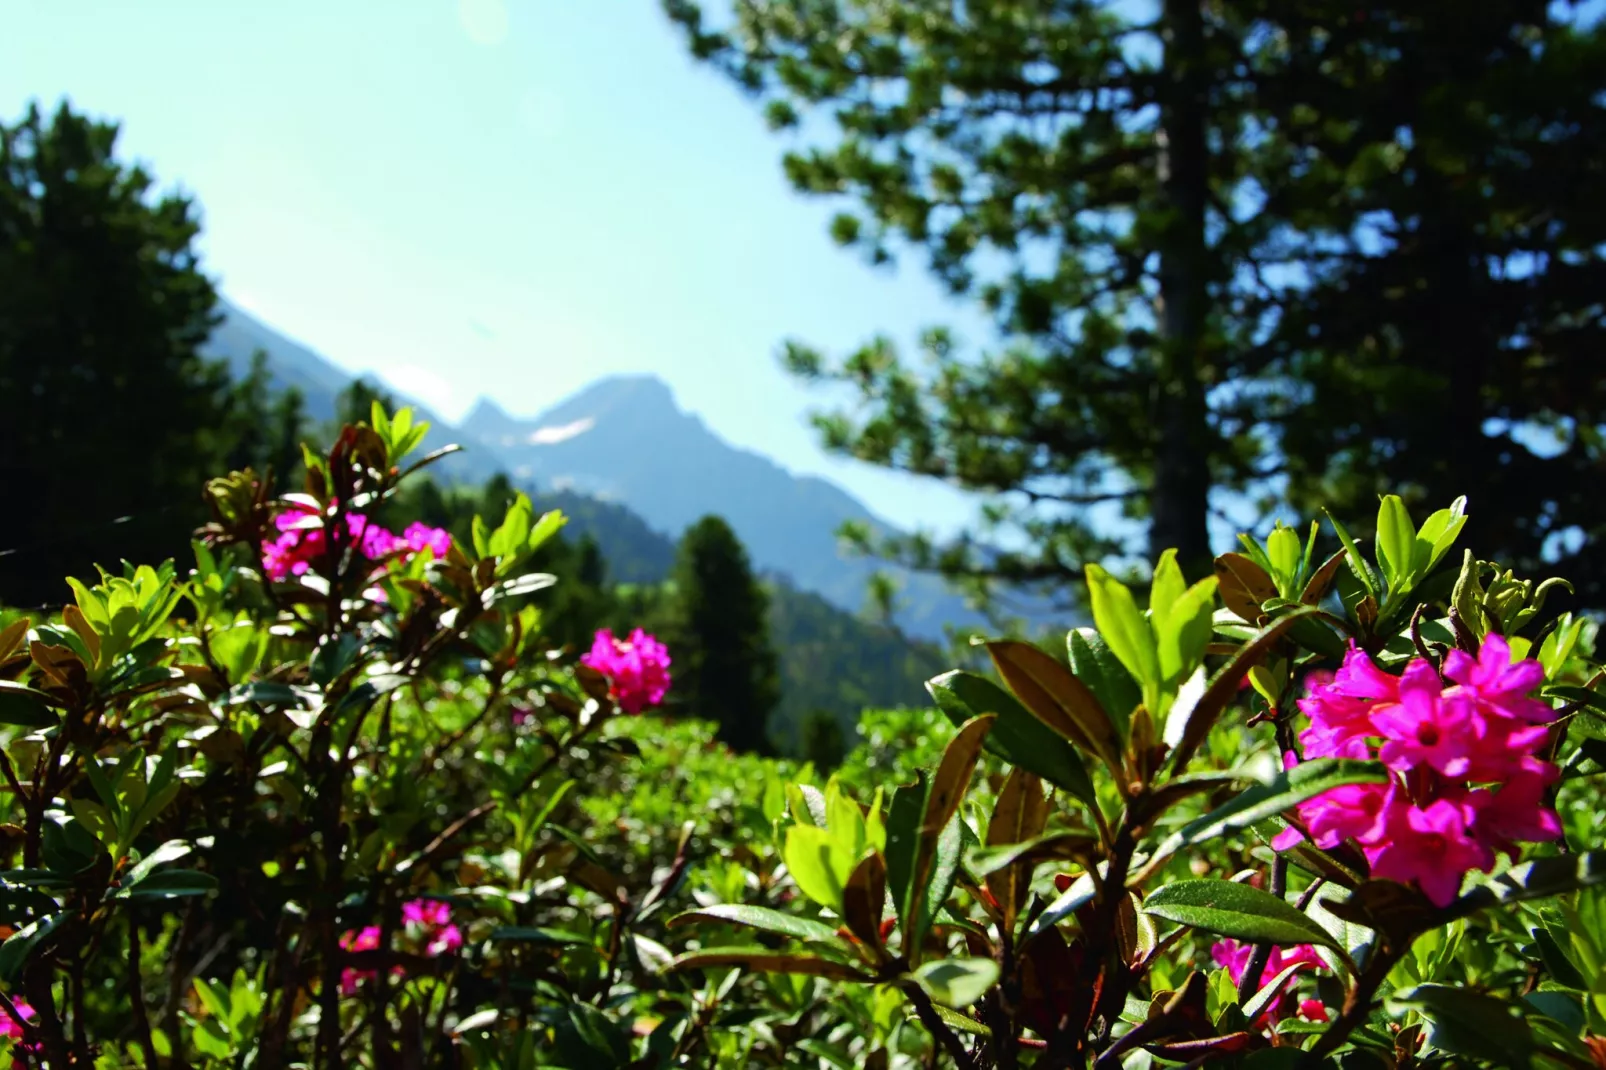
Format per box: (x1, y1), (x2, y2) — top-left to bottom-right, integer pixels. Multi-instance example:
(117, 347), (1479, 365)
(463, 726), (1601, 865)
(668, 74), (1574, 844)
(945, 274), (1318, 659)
(1277, 634), (1562, 905)
(581, 627), (672, 714)
(259, 500), (451, 582)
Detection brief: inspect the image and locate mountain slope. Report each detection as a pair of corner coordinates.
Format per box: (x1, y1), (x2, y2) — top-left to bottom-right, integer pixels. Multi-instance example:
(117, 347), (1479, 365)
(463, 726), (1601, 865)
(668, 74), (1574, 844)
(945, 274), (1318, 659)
(206, 297), (1002, 638)
(202, 298), (506, 483)
(462, 378), (989, 637)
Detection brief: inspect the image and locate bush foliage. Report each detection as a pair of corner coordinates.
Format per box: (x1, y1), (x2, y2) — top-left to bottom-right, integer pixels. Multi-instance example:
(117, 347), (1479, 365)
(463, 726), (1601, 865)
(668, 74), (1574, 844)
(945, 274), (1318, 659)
(0, 407), (1599, 1070)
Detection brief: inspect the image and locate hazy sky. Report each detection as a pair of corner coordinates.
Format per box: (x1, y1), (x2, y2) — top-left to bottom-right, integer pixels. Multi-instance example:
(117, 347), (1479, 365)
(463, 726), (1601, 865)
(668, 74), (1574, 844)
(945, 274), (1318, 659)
(1, 0), (991, 535)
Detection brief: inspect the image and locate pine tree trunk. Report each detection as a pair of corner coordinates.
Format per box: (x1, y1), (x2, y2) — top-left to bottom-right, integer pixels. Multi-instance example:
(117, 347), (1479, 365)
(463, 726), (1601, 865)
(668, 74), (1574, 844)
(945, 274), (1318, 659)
(1151, 0), (1215, 578)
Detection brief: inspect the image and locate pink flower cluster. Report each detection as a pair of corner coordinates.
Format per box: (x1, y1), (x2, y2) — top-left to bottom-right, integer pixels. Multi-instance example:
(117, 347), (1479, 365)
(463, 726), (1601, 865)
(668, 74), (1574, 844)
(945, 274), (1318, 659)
(1277, 636), (1561, 906)
(0, 998), (33, 1041)
(581, 628), (672, 714)
(337, 898), (463, 996)
(1211, 939), (1327, 1026)
(261, 501), (451, 583)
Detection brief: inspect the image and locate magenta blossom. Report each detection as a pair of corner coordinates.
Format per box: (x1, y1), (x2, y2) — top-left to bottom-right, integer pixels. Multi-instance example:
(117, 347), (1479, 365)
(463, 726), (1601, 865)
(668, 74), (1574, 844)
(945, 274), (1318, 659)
(403, 899), (462, 958)
(0, 998), (33, 1041)
(1274, 781), (1391, 851)
(581, 628), (672, 714)
(403, 899), (451, 928)
(261, 505), (452, 585)
(1444, 634), (1551, 723)
(1281, 639), (1560, 907)
(1210, 939), (1327, 1027)
(338, 925), (383, 995)
(403, 522), (453, 559)
(1367, 798), (1495, 908)
(1370, 665), (1475, 776)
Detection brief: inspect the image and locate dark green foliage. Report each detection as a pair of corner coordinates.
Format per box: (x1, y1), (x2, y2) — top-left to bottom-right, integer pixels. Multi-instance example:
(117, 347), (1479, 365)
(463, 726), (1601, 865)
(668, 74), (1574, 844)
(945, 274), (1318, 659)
(668, 515), (782, 753)
(763, 575), (946, 749)
(0, 101), (232, 606)
(663, 0), (1606, 608)
(220, 352), (307, 485)
(1247, 8), (1606, 605)
(800, 708), (847, 770)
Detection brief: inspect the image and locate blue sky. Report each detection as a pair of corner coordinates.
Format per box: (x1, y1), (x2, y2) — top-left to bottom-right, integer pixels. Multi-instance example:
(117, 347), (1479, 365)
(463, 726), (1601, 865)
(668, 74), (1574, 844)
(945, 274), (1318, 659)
(1, 0), (988, 535)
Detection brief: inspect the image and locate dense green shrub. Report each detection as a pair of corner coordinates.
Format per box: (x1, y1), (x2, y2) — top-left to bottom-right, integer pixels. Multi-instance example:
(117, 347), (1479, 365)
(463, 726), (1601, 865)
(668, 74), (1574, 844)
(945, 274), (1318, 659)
(0, 409), (1601, 1069)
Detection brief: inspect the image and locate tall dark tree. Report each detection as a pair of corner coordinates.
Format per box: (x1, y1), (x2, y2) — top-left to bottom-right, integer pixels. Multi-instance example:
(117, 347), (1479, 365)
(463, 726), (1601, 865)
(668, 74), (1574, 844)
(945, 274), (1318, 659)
(1248, 4), (1606, 603)
(664, 1), (1605, 604)
(222, 351), (307, 487)
(669, 515), (781, 754)
(0, 101), (226, 605)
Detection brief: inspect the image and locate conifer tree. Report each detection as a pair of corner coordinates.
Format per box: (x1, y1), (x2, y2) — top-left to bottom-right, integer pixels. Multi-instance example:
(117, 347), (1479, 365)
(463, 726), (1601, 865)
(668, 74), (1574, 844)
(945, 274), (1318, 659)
(665, 0), (1606, 604)
(671, 515), (781, 754)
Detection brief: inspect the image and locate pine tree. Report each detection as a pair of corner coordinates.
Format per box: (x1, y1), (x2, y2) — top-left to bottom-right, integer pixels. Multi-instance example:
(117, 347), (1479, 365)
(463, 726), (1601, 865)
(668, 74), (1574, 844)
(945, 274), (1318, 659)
(0, 101), (226, 605)
(670, 516), (781, 754)
(664, 1), (1606, 603)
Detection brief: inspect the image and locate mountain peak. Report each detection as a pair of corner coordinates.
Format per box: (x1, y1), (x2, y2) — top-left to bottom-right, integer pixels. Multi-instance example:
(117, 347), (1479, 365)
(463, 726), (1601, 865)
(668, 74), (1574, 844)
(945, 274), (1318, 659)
(547, 374), (679, 420)
(462, 396), (520, 438)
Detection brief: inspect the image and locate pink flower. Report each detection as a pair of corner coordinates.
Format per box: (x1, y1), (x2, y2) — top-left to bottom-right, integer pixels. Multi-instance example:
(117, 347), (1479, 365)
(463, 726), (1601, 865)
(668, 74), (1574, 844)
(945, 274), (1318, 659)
(1282, 638), (1559, 907)
(1444, 634), (1551, 723)
(1366, 799), (1494, 907)
(1209, 939), (1325, 1027)
(1296, 668), (1378, 761)
(426, 924), (463, 957)
(261, 503), (447, 584)
(338, 925), (383, 994)
(349, 514), (402, 559)
(0, 999), (33, 1041)
(1295, 782), (1393, 850)
(1371, 664), (1474, 776)
(402, 899), (461, 957)
(403, 899), (451, 928)
(403, 522), (452, 559)
(581, 628), (672, 714)
(1467, 764), (1563, 856)
(1298, 999), (1329, 1023)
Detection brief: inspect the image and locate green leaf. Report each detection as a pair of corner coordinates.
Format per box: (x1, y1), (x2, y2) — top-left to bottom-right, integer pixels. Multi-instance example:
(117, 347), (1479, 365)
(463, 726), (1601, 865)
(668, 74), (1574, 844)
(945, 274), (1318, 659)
(966, 832), (1098, 878)
(669, 905), (846, 946)
(1067, 628), (1139, 741)
(1154, 759), (1389, 863)
(487, 927), (588, 946)
(1413, 497), (1468, 575)
(914, 814), (965, 956)
(120, 869), (217, 901)
(922, 1004), (991, 1037)
(1168, 606), (1326, 774)
(1149, 549), (1187, 617)
(0, 681), (59, 728)
(667, 947), (871, 980)
(1085, 564), (1160, 694)
(783, 824), (855, 911)
(904, 717), (992, 955)
(1531, 925), (1587, 990)
(910, 958), (999, 1009)
(884, 775), (925, 940)
(1376, 495), (1417, 589)
(926, 671), (1095, 806)
(985, 641), (1122, 776)
(1324, 510), (1380, 599)
(1443, 851), (1606, 920)
(0, 912), (65, 981)
(1389, 984), (1533, 1068)
(1142, 880), (1341, 955)
(1242, 960), (1311, 1022)
(1154, 576), (1219, 694)
(560, 1001), (631, 1070)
